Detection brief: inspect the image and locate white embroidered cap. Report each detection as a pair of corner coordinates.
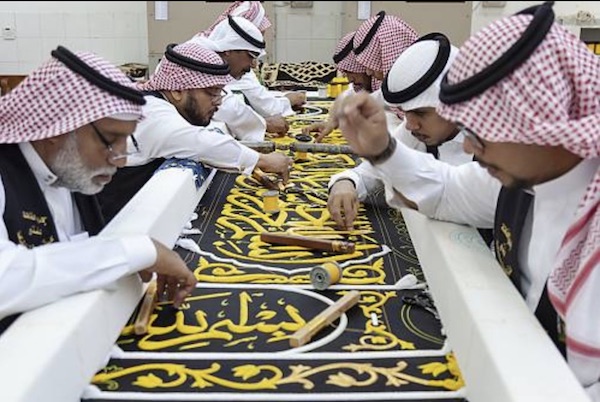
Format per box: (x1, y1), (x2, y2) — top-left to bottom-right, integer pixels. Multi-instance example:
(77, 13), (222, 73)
(194, 16), (266, 59)
(383, 33), (458, 111)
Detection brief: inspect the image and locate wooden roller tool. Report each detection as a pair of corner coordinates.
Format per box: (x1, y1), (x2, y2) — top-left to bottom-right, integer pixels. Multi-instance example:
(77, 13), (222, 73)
(289, 290), (360, 347)
(260, 232), (355, 254)
(291, 142), (354, 155)
(241, 141), (355, 155)
(241, 141), (276, 153)
(134, 278), (158, 335)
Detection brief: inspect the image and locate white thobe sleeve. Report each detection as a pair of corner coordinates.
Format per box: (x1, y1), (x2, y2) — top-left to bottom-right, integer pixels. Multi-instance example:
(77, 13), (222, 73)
(227, 71), (295, 117)
(371, 142), (500, 228)
(569, 352), (600, 402)
(328, 123), (422, 205)
(328, 161), (384, 202)
(128, 96), (259, 176)
(0, 177), (156, 319)
(212, 91), (267, 142)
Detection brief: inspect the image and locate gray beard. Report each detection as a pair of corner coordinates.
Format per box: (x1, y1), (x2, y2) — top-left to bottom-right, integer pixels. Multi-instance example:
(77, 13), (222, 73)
(49, 132), (116, 195)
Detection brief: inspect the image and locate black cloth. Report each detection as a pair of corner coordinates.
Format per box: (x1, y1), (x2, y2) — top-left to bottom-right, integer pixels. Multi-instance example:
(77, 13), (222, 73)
(494, 186), (565, 355)
(0, 144), (104, 244)
(0, 144), (60, 246)
(425, 144), (439, 159)
(259, 61), (337, 90)
(0, 144), (104, 333)
(97, 158), (165, 224)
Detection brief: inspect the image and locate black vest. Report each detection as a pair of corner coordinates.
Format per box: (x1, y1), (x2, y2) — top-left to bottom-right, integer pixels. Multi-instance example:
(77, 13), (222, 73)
(97, 158), (165, 224)
(0, 144), (105, 332)
(494, 186), (565, 355)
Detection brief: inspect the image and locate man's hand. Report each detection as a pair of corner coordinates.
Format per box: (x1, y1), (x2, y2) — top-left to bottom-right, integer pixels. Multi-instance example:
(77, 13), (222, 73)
(327, 179), (359, 231)
(285, 92), (306, 110)
(301, 94), (348, 142)
(140, 239), (197, 308)
(257, 152), (293, 185)
(301, 119), (338, 143)
(265, 115), (289, 137)
(337, 92), (389, 158)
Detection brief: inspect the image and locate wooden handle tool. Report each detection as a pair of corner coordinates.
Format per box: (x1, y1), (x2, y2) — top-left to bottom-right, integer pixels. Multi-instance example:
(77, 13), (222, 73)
(289, 290), (360, 347)
(134, 279), (158, 335)
(252, 167), (285, 191)
(260, 232), (355, 254)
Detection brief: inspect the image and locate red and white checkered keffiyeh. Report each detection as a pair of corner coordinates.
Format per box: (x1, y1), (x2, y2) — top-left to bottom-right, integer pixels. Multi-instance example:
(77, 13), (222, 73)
(438, 13), (600, 373)
(0, 51), (143, 144)
(353, 13), (418, 91)
(139, 43), (233, 92)
(334, 32), (365, 74)
(204, 1), (271, 36)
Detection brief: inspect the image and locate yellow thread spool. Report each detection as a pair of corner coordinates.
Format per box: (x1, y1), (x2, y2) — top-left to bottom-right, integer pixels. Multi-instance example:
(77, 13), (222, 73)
(326, 83), (335, 98)
(310, 262), (343, 290)
(328, 76), (348, 98)
(295, 151), (308, 161)
(337, 76), (349, 92)
(262, 190), (280, 214)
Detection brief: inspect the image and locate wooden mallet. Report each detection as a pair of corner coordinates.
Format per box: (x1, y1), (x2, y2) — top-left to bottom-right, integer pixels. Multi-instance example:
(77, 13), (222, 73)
(261, 232), (355, 254)
(289, 290), (360, 347)
(134, 278), (158, 335)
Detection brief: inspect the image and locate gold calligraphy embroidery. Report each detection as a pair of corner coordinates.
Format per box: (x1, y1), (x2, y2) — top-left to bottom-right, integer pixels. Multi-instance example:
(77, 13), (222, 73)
(18, 211), (53, 247)
(495, 223), (514, 277)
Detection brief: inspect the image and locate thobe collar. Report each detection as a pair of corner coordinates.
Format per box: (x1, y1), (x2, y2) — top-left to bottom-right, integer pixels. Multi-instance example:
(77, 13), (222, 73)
(19, 142), (59, 187)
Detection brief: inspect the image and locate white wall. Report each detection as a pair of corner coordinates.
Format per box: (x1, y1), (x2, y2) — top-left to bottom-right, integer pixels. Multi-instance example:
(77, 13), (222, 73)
(471, 1), (600, 38)
(272, 1), (342, 63)
(1, 1), (598, 75)
(272, 1), (600, 63)
(0, 1), (147, 75)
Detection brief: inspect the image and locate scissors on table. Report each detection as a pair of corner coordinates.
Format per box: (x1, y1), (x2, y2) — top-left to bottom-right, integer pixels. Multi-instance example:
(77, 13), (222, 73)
(402, 292), (440, 320)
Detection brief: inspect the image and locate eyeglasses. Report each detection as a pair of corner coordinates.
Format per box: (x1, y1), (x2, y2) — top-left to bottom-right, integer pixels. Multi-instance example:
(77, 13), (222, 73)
(457, 123), (485, 154)
(90, 122), (140, 161)
(203, 87), (227, 102)
(246, 51), (259, 61)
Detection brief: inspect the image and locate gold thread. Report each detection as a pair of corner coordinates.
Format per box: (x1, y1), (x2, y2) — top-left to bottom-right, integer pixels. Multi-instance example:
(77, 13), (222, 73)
(262, 190), (280, 214)
(310, 262), (342, 290)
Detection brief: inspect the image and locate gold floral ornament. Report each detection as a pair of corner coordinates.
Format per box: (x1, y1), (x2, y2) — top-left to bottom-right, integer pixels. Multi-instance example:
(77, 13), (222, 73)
(93, 356), (464, 392)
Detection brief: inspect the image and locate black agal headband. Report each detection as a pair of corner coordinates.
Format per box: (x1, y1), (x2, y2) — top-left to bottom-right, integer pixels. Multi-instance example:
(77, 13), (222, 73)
(382, 32), (451, 104)
(228, 15), (266, 49)
(353, 11), (386, 55)
(333, 35), (354, 64)
(439, 1), (554, 104)
(164, 43), (231, 75)
(51, 45), (146, 105)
